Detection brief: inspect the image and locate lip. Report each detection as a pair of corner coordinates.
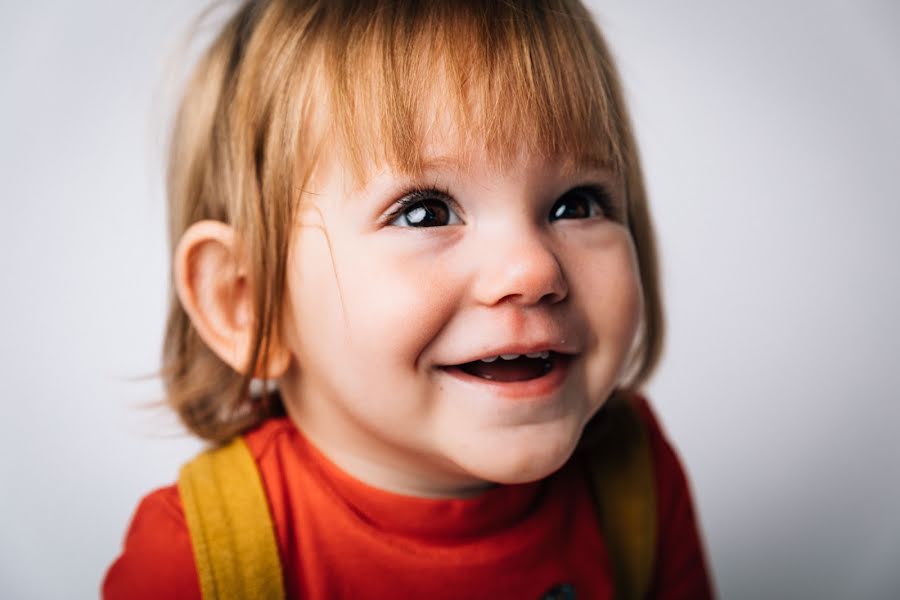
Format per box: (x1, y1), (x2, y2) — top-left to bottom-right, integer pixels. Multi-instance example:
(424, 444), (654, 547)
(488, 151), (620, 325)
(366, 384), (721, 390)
(439, 353), (574, 400)
(445, 341), (579, 365)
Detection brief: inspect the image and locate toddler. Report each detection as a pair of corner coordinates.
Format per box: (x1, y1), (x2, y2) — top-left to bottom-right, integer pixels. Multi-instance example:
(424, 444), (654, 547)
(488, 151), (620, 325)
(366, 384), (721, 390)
(104, 1), (713, 598)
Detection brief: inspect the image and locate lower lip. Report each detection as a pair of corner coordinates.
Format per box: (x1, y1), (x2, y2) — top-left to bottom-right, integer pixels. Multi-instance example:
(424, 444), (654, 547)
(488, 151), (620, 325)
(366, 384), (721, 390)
(439, 355), (573, 400)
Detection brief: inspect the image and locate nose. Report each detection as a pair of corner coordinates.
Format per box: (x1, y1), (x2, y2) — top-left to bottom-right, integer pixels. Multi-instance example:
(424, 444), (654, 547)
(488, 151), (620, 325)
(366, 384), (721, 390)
(472, 228), (568, 307)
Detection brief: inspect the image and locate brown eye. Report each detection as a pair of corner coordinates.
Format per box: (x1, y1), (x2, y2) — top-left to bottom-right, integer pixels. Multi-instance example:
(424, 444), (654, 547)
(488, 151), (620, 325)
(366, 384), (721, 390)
(549, 186), (614, 221)
(389, 189), (461, 227)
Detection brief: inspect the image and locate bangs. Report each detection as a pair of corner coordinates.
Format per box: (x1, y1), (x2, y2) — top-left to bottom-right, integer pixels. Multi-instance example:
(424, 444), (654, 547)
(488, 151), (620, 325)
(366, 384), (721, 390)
(311, 1), (627, 181)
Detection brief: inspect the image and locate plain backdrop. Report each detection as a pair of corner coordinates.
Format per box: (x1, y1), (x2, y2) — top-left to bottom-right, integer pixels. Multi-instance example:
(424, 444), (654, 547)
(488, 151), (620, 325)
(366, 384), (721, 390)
(1, 1), (898, 598)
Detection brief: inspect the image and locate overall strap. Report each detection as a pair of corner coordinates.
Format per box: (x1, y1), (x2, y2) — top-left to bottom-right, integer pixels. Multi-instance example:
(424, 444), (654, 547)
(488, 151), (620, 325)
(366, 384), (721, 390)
(586, 393), (658, 600)
(177, 436), (285, 600)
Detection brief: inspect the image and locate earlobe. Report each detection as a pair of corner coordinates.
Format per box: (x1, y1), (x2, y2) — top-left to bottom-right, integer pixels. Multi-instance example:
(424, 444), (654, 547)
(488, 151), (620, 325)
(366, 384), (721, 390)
(174, 220), (290, 378)
(260, 334), (291, 379)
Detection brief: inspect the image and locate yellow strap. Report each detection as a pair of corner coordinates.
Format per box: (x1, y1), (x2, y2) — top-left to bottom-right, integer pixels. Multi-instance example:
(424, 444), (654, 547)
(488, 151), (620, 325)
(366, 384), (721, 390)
(587, 393), (657, 600)
(177, 437), (285, 600)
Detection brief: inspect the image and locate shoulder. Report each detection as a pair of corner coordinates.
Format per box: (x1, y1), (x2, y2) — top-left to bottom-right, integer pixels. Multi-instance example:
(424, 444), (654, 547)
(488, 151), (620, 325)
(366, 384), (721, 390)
(628, 393), (715, 599)
(102, 486), (201, 600)
(103, 418), (292, 600)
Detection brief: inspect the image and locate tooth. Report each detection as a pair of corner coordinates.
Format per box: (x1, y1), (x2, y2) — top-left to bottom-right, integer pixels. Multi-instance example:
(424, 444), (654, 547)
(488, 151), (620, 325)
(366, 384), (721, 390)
(525, 352), (542, 358)
(540, 351), (550, 359)
(481, 356), (499, 363)
(500, 354), (520, 360)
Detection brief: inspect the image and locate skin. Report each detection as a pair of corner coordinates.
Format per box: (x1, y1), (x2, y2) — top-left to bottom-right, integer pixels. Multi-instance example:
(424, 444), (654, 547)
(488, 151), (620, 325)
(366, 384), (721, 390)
(271, 133), (645, 498)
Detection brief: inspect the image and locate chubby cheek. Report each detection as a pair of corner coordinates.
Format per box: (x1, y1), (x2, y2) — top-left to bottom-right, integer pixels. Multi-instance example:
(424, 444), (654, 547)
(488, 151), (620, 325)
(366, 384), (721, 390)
(342, 238), (464, 360)
(572, 234), (644, 398)
(282, 229), (347, 373)
(286, 226), (462, 398)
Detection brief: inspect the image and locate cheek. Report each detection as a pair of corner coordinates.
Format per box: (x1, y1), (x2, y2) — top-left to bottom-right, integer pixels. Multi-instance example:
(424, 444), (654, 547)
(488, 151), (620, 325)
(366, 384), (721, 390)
(284, 229), (346, 360)
(607, 248), (643, 333)
(289, 229), (464, 371)
(343, 243), (464, 361)
(572, 234), (644, 345)
(564, 236), (643, 414)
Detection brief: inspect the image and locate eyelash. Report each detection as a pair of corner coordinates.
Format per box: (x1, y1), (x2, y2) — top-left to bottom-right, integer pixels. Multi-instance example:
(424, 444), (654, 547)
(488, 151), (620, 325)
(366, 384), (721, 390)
(383, 187), (461, 227)
(550, 185), (620, 222)
(383, 184), (620, 227)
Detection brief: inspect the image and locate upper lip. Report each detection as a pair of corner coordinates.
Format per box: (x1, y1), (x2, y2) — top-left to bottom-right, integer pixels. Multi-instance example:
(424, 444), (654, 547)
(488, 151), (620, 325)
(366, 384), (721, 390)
(441, 341), (579, 366)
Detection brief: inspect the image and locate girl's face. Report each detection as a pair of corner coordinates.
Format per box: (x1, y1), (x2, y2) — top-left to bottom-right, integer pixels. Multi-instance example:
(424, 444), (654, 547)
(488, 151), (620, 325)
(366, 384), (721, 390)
(279, 132), (643, 497)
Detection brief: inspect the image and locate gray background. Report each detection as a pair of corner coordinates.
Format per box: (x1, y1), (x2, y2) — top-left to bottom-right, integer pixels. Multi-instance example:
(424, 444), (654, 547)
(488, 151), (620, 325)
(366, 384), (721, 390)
(1, 1), (898, 598)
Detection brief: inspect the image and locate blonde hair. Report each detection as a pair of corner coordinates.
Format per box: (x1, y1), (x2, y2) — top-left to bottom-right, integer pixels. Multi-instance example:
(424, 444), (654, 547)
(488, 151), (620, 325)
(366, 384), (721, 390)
(163, 0), (664, 443)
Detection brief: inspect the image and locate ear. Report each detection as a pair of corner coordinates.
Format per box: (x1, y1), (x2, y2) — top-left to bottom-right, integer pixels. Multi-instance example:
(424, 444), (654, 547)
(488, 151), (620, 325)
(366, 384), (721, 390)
(174, 220), (291, 378)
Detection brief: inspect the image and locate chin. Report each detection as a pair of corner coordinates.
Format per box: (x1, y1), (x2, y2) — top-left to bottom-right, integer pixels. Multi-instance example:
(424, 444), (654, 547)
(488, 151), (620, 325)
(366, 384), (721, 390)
(457, 426), (583, 485)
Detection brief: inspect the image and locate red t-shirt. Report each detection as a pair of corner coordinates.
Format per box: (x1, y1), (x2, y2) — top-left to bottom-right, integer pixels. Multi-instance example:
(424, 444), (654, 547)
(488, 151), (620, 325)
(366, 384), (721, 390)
(103, 396), (713, 599)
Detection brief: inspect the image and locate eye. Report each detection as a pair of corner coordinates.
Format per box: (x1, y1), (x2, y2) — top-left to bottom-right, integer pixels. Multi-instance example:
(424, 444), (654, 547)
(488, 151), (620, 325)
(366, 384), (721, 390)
(549, 185), (616, 222)
(387, 188), (462, 228)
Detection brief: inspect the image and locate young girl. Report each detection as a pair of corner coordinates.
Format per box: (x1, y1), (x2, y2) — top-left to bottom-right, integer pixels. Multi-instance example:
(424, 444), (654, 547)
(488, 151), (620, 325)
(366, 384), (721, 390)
(104, 1), (712, 598)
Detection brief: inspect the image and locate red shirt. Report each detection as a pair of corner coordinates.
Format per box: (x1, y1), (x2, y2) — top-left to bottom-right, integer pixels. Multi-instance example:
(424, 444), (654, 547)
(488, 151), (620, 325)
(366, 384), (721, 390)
(103, 396), (712, 599)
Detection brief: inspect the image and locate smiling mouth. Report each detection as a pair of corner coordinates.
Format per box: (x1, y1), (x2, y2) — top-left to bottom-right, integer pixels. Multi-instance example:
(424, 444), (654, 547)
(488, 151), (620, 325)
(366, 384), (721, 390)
(447, 352), (570, 383)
